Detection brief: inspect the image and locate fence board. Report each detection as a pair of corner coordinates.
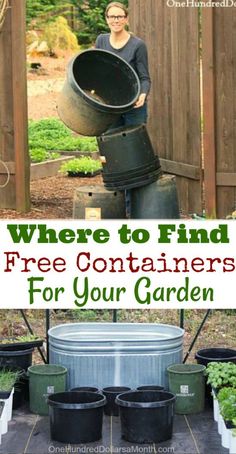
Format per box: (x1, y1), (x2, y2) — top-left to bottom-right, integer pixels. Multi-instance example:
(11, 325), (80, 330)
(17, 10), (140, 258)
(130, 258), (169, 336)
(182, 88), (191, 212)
(129, 1), (202, 216)
(0, 2), (15, 208)
(0, 0), (30, 211)
(213, 8), (236, 218)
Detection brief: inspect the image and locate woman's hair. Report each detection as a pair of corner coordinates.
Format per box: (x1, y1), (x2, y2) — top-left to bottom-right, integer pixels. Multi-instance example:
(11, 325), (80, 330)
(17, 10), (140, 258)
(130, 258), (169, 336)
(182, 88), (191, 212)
(105, 2), (129, 17)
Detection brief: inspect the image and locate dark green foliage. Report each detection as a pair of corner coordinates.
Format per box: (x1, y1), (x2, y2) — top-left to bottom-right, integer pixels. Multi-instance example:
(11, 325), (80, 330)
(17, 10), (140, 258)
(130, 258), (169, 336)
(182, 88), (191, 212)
(26, 0), (129, 44)
(26, 0), (62, 25)
(28, 118), (98, 162)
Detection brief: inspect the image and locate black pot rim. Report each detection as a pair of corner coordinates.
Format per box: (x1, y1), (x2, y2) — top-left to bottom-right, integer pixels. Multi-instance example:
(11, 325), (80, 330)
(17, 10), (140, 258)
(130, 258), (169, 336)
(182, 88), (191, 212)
(102, 386), (131, 394)
(136, 385), (165, 391)
(70, 387), (100, 393)
(0, 347), (34, 356)
(104, 169), (162, 191)
(48, 391), (106, 410)
(98, 123), (146, 139)
(116, 390), (176, 408)
(195, 348), (236, 360)
(69, 49), (140, 113)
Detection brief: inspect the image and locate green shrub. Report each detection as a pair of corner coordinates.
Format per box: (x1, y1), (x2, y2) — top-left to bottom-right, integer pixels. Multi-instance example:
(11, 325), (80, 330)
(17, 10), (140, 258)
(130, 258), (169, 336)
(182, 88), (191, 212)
(28, 118), (98, 158)
(30, 148), (60, 163)
(41, 16), (79, 53)
(60, 156), (101, 175)
(0, 370), (20, 392)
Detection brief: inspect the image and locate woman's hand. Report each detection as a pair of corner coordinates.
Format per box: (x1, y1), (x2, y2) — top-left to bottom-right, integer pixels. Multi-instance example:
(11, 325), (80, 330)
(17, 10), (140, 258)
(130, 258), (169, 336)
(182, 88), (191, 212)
(134, 93), (146, 108)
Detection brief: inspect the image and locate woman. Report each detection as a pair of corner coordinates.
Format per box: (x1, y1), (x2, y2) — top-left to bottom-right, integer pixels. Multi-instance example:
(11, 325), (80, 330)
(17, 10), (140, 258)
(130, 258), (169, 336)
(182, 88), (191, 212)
(95, 1), (151, 128)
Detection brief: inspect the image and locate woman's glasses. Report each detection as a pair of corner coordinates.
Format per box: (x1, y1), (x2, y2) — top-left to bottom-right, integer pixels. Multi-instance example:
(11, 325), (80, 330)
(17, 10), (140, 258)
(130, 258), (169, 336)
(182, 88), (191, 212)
(106, 15), (127, 21)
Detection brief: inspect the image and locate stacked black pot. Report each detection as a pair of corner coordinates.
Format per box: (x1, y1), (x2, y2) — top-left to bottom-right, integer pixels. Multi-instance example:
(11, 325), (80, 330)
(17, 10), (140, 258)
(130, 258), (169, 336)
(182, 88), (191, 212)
(97, 123), (180, 219)
(58, 49), (180, 220)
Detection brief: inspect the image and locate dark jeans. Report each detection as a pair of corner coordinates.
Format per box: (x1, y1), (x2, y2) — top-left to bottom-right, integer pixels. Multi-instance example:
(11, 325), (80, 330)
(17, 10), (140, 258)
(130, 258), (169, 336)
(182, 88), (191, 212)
(109, 103), (148, 130)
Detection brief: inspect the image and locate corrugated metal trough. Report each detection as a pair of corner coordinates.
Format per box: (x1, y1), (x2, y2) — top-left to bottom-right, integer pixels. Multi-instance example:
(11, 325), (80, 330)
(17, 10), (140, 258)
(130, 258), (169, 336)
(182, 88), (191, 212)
(48, 323), (184, 390)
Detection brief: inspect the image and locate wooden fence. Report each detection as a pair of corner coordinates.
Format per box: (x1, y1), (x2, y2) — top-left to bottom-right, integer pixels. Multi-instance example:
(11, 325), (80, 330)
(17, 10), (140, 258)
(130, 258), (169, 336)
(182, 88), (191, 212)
(1, 2), (236, 216)
(0, 0), (30, 211)
(129, 1), (236, 218)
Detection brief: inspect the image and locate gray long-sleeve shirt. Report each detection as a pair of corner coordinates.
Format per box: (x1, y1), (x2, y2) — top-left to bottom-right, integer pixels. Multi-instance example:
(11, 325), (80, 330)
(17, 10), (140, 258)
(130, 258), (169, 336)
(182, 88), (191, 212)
(95, 34), (151, 95)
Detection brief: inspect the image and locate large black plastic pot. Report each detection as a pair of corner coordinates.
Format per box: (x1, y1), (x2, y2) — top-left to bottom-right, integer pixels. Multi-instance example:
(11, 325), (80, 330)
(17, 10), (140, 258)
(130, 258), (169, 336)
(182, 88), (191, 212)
(58, 49), (140, 136)
(195, 348), (236, 404)
(97, 124), (162, 191)
(195, 348), (236, 365)
(0, 346), (33, 371)
(130, 174), (180, 219)
(116, 391), (176, 443)
(102, 386), (131, 416)
(48, 391), (106, 443)
(73, 185), (126, 219)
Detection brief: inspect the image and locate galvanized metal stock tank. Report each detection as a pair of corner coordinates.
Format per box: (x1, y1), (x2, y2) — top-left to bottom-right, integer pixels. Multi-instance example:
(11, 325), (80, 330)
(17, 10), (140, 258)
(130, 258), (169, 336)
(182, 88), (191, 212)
(48, 323), (184, 390)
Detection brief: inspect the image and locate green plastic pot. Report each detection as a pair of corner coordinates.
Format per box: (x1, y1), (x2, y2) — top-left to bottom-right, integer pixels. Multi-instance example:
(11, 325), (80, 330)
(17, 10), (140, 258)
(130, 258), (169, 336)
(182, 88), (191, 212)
(167, 363), (206, 414)
(28, 364), (67, 415)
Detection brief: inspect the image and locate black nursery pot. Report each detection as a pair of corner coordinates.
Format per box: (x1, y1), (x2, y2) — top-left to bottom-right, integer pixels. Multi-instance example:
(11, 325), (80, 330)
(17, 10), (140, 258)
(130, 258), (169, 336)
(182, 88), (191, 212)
(0, 347), (33, 371)
(116, 391), (176, 444)
(195, 348), (236, 365)
(47, 391), (106, 444)
(70, 386), (100, 393)
(136, 385), (165, 391)
(102, 386), (131, 416)
(97, 124), (162, 191)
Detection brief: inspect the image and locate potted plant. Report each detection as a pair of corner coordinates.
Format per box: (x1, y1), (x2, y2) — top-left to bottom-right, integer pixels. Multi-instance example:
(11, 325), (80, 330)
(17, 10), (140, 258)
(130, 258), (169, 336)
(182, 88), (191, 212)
(220, 390), (236, 428)
(219, 390), (236, 449)
(205, 362), (236, 422)
(0, 369), (20, 435)
(59, 156), (102, 177)
(0, 334), (43, 350)
(218, 387), (236, 448)
(206, 362), (236, 392)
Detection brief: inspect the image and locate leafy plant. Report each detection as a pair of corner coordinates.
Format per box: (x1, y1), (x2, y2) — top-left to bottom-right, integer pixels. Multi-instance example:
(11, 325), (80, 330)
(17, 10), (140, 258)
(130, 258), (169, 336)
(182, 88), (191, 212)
(0, 370), (20, 392)
(206, 362), (236, 389)
(0, 334), (41, 344)
(28, 119), (98, 160)
(60, 156), (101, 175)
(220, 394), (236, 423)
(29, 148), (60, 163)
(218, 387), (236, 403)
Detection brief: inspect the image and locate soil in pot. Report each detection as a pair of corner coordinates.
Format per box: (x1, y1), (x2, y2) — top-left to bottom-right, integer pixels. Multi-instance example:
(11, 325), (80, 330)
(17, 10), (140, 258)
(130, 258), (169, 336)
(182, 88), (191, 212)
(48, 391), (106, 443)
(102, 386), (131, 416)
(116, 390), (176, 443)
